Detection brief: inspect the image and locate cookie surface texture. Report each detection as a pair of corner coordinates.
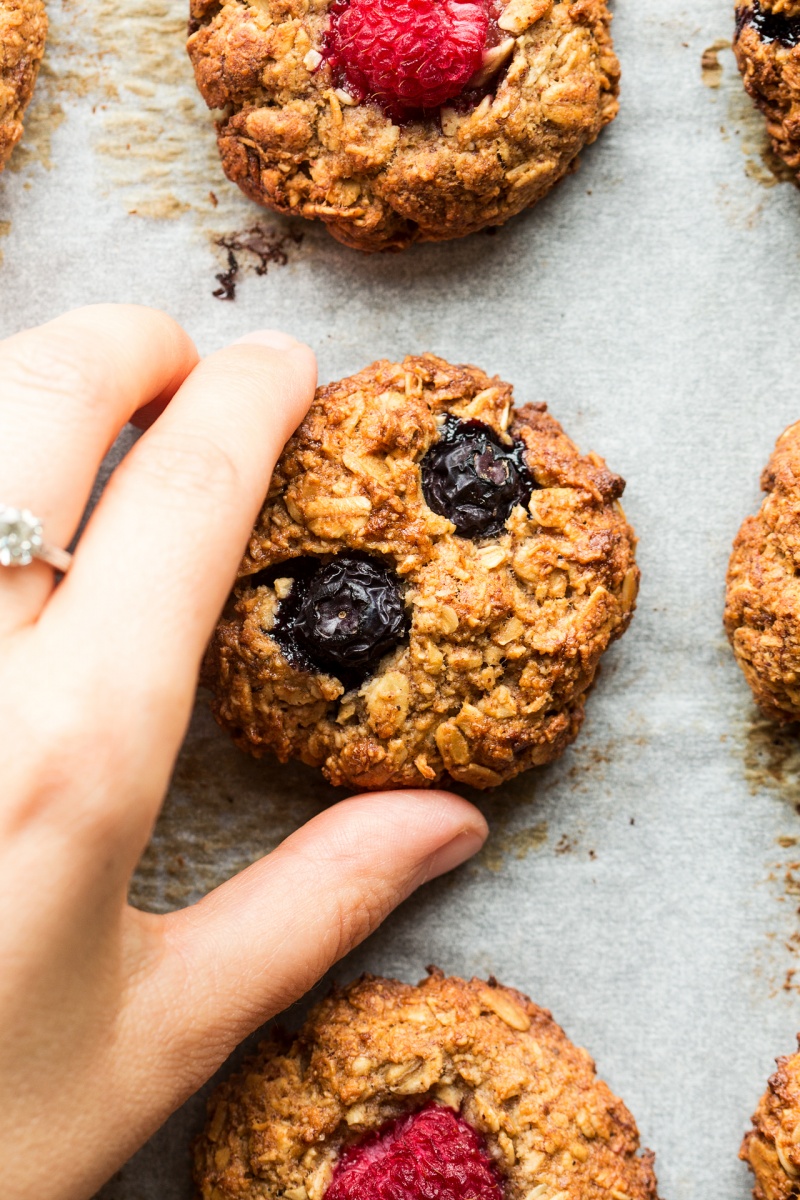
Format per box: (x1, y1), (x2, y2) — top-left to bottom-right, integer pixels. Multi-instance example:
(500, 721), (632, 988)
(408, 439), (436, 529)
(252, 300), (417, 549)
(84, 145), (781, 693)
(741, 1042), (800, 1200)
(0, 0), (46, 170)
(725, 419), (800, 721)
(202, 354), (638, 791)
(193, 970), (660, 1200)
(734, 1), (800, 179)
(187, 0), (619, 251)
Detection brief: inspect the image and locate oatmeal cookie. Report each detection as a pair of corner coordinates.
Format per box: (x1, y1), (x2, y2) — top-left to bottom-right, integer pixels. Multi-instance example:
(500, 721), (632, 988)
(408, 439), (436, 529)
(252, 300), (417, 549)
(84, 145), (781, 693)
(741, 1040), (800, 1200)
(734, 1), (800, 179)
(725, 419), (800, 721)
(194, 970), (660, 1200)
(0, 0), (46, 170)
(202, 354), (638, 791)
(186, 0), (619, 251)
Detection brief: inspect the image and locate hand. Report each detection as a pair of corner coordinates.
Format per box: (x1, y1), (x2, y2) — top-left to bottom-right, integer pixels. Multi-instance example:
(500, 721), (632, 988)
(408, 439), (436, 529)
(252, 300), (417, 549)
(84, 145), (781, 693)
(0, 306), (488, 1200)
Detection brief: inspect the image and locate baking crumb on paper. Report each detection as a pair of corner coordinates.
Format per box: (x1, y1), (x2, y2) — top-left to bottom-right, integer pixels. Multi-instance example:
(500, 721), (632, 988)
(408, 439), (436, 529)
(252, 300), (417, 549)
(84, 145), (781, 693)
(212, 225), (304, 300)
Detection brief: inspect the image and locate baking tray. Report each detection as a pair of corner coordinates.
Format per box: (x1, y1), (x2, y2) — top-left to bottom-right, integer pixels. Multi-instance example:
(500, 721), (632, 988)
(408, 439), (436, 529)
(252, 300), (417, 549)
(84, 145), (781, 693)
(3, 1), (800, 1197)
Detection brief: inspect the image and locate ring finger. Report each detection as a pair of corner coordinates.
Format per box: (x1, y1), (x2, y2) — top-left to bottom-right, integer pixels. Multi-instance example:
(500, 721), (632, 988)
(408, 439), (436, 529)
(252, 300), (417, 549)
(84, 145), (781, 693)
(0, 304), (198, 635)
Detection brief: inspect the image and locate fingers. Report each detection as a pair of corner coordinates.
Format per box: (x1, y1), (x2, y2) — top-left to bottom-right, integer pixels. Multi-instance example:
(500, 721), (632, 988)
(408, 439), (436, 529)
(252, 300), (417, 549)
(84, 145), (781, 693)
(0, 305), (198, 635)
(137, 790), (487, 1082)
(45, 331), (316, 805)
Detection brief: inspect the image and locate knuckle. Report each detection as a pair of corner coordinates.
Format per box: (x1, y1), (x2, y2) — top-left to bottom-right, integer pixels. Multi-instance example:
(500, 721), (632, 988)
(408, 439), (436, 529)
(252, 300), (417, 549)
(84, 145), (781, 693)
(132, 429), (241, 508)
(1, 329), (113, 417)
(333, 883), (386, 955)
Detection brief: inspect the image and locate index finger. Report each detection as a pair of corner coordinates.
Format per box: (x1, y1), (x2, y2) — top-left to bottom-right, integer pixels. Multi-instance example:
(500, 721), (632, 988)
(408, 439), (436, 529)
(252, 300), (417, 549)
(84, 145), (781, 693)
(43, 331), (317, 807)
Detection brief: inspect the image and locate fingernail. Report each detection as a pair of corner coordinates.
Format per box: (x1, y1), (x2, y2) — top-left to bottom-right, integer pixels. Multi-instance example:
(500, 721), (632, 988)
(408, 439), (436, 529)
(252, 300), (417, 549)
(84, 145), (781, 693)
(424, 828), (486, 882)
(232, 329), (303, 351)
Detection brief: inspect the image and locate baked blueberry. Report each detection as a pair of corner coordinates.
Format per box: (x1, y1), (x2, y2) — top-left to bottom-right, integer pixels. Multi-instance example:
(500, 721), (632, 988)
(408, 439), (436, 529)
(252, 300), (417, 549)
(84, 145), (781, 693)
(737, 1), (800, 44)
(734, 0), (800, 178)
(282, 555), (408, 677)
(421, 415), (534, 538)
(202, 355), (638, 791)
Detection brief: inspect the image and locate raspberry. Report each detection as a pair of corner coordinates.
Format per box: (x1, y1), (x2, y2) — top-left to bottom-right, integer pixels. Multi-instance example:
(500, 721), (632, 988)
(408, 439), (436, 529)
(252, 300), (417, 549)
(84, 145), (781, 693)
(327, 1104), (504, 1200)
(325, 0), (490, 118)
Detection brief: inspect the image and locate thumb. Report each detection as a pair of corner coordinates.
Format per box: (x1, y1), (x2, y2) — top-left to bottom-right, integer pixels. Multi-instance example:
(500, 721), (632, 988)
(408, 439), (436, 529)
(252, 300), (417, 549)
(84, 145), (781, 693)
(140, 789), (486, 1080)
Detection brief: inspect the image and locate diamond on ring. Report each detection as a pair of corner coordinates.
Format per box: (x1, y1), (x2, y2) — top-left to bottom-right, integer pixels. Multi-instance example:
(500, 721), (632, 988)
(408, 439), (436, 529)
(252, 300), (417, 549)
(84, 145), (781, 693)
(0, 506), (43, 567)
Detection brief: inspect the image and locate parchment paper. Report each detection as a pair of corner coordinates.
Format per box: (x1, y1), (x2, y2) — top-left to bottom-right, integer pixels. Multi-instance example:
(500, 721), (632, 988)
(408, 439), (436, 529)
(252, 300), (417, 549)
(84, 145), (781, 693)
(2, 2), (800, 1197)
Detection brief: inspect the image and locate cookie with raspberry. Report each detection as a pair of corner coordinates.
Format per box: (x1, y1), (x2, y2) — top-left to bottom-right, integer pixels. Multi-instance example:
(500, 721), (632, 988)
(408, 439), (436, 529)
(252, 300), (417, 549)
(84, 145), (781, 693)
(202, 354), (638, 791)
(725, 420), (800, 721)
(187, 0), (619, 251)
(734, 1), (800, 180)
(740, 1039), (800, 1200)
(194, 970), (660, 1200)
(0, 0), (46, 170)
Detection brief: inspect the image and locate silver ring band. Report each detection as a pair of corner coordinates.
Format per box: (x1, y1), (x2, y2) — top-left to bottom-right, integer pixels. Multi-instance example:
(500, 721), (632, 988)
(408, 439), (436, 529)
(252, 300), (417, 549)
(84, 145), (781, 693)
(0, 505), (73, 574)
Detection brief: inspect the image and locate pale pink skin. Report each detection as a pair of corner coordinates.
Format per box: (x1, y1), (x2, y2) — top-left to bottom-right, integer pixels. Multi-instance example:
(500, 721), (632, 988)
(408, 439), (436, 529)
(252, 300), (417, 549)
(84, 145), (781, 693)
(0, 305), (488, 1200)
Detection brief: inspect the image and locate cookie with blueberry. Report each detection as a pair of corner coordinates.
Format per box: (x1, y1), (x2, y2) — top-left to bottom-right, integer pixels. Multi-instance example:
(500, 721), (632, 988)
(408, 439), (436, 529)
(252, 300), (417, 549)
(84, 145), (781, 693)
(202, 354), (638, 791)
(740, 1039), (800, 1200)
(725, 420), (800, 721)
(0, 0), (46, 170)
(186, 0), (619, 251)
(193, 969), (660, 1200)
(734, 0), (800, 180)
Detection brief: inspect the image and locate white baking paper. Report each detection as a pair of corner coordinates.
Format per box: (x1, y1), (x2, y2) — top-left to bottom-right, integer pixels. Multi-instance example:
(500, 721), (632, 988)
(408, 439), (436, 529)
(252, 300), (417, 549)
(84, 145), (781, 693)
(2, 2), (800, 1197)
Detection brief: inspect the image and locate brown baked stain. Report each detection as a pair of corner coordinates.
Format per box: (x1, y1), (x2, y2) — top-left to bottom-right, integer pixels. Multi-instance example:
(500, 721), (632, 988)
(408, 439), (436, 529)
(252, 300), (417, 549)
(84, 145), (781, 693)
(701, 38), (731, 89)
(478, 819), (549, 872)
(471, 722), (640, 872)
(85, 0), (233, 224)
(4, 0), (112, 178)
(743, 712), (800, 808)
(7, 62), (65, 173)
(753, 850), (800, 998)
(706, 36), (795, 190)
(21, 0), (305, 288)
(0, 219), (10, 266)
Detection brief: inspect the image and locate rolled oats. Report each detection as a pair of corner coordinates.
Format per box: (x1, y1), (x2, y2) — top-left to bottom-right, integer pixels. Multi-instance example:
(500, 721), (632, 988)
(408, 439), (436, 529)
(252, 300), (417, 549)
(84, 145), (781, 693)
(203, 356), (638, 790)
(194, 972), (659, 1200)
(187, 0), (618, 250)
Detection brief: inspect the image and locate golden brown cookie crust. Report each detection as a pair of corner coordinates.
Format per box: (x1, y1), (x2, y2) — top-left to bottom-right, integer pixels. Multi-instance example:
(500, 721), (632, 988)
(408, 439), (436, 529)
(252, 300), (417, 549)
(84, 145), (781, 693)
(0, 0), (46, 170)
(734, 5), (800, 179)
(187, 0), (619, 251)
(741, 1042), (800, 1200)
(725, 420), (800, 721)
(202, 354), (638, 791)
(194, 970), (660, 1200)
(759, 0), (800, 16)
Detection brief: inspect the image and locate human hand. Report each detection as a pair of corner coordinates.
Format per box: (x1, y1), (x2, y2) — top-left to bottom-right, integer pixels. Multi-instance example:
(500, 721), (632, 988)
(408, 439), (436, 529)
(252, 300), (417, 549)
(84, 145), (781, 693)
(0, 305), (488, 1200)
